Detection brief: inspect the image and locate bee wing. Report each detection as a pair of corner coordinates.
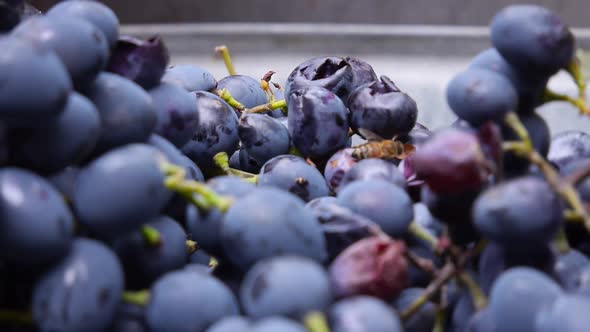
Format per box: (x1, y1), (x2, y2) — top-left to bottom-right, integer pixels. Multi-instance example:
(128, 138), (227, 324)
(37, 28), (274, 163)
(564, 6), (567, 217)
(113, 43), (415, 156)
(358, 128), (385, 142)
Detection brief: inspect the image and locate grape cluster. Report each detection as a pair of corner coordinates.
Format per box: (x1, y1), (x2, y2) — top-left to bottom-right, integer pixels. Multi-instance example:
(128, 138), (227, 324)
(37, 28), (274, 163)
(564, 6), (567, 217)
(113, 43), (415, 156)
(2, 2), (590, 332)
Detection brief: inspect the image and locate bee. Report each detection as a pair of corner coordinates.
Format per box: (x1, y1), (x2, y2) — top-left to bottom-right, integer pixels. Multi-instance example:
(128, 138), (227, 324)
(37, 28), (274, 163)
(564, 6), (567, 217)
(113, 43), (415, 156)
(351, 129), (416, 161)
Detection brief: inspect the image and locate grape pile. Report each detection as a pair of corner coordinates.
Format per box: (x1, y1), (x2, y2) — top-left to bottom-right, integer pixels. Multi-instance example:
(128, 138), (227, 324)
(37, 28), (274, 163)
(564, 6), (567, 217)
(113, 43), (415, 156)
(3, 2), (590, 332)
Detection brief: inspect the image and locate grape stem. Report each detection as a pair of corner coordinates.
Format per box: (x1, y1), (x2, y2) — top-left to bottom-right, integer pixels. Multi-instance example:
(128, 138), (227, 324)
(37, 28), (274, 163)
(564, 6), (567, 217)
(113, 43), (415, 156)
(432, 306), (446, 332)
(404, 250), (437, 276)
(215, 45), (237, 76)
(543, 88), (590, 116)
(212, 152), (259, 184)
(0, 309), (33, 325)
(408, 221), (439, 250)
(457, 272), (488, 310)
(123, 290), (151, 307)
(209, 256), (219, 271)
(303, 311), (332, 332)
(567, 56), (588, 100)
(141, 225), (162, 247)
(503, 112), (590, 233)
(555, 227), (571, 254)
(216, 88), (246, 111)
(564, 161), (590, 186)
(186, 240), (199, 255)
(243, 99), (288, 115)
(261, 71), (277, 103)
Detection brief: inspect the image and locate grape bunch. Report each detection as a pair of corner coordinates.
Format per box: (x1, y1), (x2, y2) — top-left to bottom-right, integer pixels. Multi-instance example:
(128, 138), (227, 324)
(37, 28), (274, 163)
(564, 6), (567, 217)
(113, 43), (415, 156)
(2, 2), (590, 332)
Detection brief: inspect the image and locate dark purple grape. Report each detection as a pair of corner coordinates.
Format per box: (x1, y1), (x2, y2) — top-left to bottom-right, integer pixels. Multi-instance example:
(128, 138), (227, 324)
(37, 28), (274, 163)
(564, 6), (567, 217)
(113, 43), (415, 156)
(107, 35), (169, 90)
(560, 158), (590, 204)
(220, 187), (327, 270)
(338, 158), (407, 192)
(473, 176), (562, 250)
(452, 291), (476, 332)
(13, 15), (109, 89)
(324, 148), (357, 192)
(0, 36), (71, 127)
(337, 179), (413, 237)
(491, 5), (575, 77)
(394, 288), (435, 332)
(548, 131), (590, 170)
(8, 92), (100, 174)
(329, 296), (403, 332)
(0, 168), (74, 266)
(535, 295), (590, 332)
(238, 113), (290, 171)
(285, 56), (354, 102)
(113, 216), (189, 289)
(329, 236), (408, 300)
(217, 75), (267, 109)
(162, 65), (218, 92)
(47, 0), (120, 47)
(346, 56), (379, 90)
(348, 76), (418, 139)
(84, 72), (157, 156)
(288, 86), (349, 160)
(33, 239), (124, 332)
(446, 69), (518, 126)
(501, 112), (550, 176)
(181, 91), (239, 170)
(258, 155), (329, 202)
(240, 255), (332, 318)
(421, 185), (480, 225)
(146, 268), (239, 332)
(239, 148), (264, 173)
(553, 250), (590, 291)
(149, 82), (199, 147)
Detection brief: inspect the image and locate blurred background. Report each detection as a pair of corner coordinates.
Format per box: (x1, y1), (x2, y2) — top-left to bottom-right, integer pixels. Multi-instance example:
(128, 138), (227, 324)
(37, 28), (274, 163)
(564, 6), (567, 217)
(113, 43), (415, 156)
(29, 1), (590, 133)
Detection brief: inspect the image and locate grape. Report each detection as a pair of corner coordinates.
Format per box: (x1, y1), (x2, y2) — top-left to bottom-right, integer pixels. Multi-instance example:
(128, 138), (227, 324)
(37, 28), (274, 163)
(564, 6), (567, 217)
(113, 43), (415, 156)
(491, 5), (575, 77)
(452, 291), (476, 332)
(337, 179), (413, 237)
(9, 92), (100, 174)
(33, 239), (124, 332)
(181, 91), (240, 170)
(109, 303), (148, 332)
(473, 176), (562, 250)
(548, 131), (590, 170)
(47, 0), (120, 47)
(148, 134), (204, 182)
(162, 65), (218, 92)
(238, 113), (290, 171)
(239, 148), (264, 173)
(346, 56), (379, 90)
(48, 166), (80, 199)
(394, 288), (436, 332)
(251, 317), (307, 332)
(113, 216), (189, 289)
(13, 15), (109, 89)
(553, 250), (590, 291)
(288, 86), (349, 160)
(258, 155), (329, 202)
(72, 144), (172, 238)
(0, 123), (7, 166)
(149, 82), (199, 147)
(107, 36), (170, 90)
(0, 168), (74, 266)
(324, 148), (357, 192)
(217, 75), (268, 108)
(328, 296), (403, 332)
(84, 72), (157, 156)
(190, 249), (213, 267)
(338, 158), (407, 192)
(535, 295), (590, 332)
(421, 185), (480, 225)
(348, 76), (418, 139)
(0, 1), (21, 32)
(501, 112), (550, 176)
(285, 56), (354, 102)
(412, 202), (444, 238)
(406, 244), (442, 287)
(398, 123), (433, 145)
(220, 187), (327, 269)
(446, 68), (518, 126)
(240, 255), (332, 318)
(206, 316), (250, 332)
(146, 268), (239, 332)
(0, 36), (71, 127)
(466, 308), (497, 332)
(488, 267), (562, 332)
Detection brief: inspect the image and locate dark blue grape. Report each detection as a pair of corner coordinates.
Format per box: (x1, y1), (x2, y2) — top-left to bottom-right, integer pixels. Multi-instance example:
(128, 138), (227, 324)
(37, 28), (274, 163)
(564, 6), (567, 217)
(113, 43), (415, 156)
(0, 168), (74, 266)
(240, 255), (332, 318)
(466, 308), (497, 332)
(324, 148), (357, 192)
(412, 202), (444, 238)
(394, 288), (435, 332)
(33, 238), (124, 332)
(560, 158), (590, 207)
(548, 131), (590, 170)
(502, 112), (550, 176)
(220, 187), (327, 270)
(346, 56), (379, 91)
(13, 15), (109, 89)
(190, 249), (212, 267)
(491, 5), (574, 77)
(287, 86), (349, 160)
(488, 267), (562, 332)
(48, 166), (80, 199)
(348, 76), (418, 139)
(148, 134), (204, 182)
(0, 1), (21, 32)
(181, 91), (240, 170)
(217, 75), (268, 108)
(73, 144), (172, 237)
(162, 65), (218, 92)
(84, 72), (157, 156)
(329, 296), (403, 332)
(252, 317), (307, 332)
(421, 185), (480, 225)
(239, 148), (264, 173)
(285, 56), (354, 102)
(337, 179), (413, 237)
(238, 113), (290, 171)
(107, 35), (169, 90)
(229, 149), (241, 168)
(259, 155), (329, 202)
(535, 295), (590, 332)
(206, 316), (250, 332)
(146, 268), (239, 332)
(446, 68), (518, 126)
(553, 250), (590, 291)
(407, 244), (442, 287)
(149, 82), (199, 147)
(0, 36), (71, 127)
(452, 291), (476, 332)
(0, 123), (7, 166)
(109, 303), (148, 332)
(47, 0), (120, 47)
(473, 176), (562, 249)
(9, 92), (100, 174)
(114, 216), (188, 289)
(338, 158), (406, 192)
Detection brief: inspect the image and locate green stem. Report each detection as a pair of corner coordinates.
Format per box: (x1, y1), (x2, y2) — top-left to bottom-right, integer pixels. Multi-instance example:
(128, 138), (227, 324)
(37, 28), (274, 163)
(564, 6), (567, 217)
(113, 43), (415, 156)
(215, 45), (236, 76)
(504, 112), (533, 150)
(555, 227), (571, 254)
(244, 99), (288, 114)
(401, 262), (455, 320)
(186, 240), (199, 255)
(408, 221), (439, 250)
(458, 272), (488, 310)
(567, 56), (588, 99)
(303, 311), (331, 332)
(432, 307), (446, 332)
(289, 146), (305, 158)
(123, 290), (151, 306)
(216, 88), (246, 111)
(0, 309), (33, 325)
(141, 225), (162, 247)
(209, 256), (219, 270)
(213, 152), (259, 183)
(543, 88), (590, 115)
